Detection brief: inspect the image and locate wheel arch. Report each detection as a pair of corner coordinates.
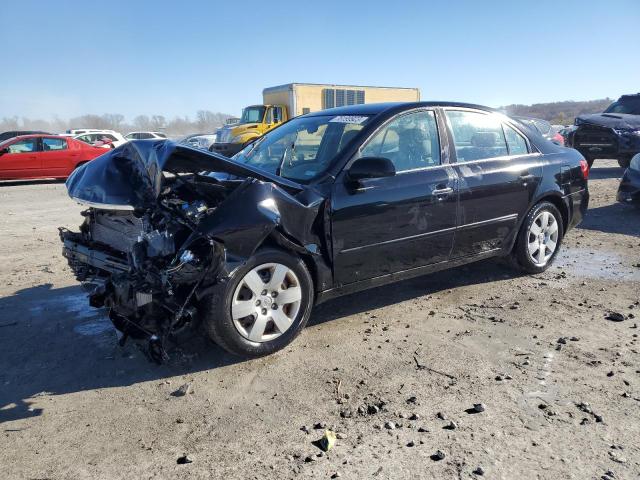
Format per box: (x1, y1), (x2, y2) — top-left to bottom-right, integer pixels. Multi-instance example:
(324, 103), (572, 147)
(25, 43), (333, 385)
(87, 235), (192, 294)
(507, 192), (568, 254)
(253, 234), (327, 303)
(533, 193), (569, 232)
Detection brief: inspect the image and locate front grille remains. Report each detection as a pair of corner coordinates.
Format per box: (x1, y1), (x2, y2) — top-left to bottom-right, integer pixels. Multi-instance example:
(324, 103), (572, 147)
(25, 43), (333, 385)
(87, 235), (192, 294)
(574, 125), (618, 154)
(90, 211), (147, 253)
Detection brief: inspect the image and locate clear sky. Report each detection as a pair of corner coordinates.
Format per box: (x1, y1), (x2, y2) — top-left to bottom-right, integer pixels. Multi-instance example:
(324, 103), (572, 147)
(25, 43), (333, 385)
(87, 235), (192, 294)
(1, 0), (639, 120)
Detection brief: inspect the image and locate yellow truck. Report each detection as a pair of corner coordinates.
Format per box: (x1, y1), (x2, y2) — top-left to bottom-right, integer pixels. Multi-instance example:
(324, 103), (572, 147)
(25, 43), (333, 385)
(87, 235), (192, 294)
(210, 83), (420, 157)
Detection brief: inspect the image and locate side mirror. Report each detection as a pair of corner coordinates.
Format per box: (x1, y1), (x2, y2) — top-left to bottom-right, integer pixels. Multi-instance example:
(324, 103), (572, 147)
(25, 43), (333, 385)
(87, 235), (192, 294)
(347, 156), (396, 181)
(0, 147), (8, 156)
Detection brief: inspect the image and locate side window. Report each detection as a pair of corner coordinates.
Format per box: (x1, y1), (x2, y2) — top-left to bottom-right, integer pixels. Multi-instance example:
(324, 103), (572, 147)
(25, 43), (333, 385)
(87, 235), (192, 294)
(139, 133), (152, 139)
(273, 107), (283, 123)
(503, 125), (528, 156)
(265, 108), (274, 124)
(7, 138), (38, 153)
(42, 138), (67, 151)
(445, 110), (508, 162)
(361, 110), (440, 172)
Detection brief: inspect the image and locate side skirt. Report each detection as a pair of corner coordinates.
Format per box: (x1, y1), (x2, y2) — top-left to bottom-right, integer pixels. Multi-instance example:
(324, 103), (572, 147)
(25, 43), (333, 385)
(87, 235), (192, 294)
(315, 248), (504, 305)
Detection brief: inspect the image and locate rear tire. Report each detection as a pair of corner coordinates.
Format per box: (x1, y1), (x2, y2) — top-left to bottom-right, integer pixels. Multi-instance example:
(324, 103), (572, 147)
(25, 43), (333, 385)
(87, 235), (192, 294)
(618, 156), (631, 169)
(201, 249), (314, 357)
(512, 201), (564, 274)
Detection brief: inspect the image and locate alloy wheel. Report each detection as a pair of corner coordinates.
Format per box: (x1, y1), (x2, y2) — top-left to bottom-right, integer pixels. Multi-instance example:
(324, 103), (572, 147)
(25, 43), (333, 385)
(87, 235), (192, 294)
(527, 211), (559, 266)
(231, 263), (302, 343)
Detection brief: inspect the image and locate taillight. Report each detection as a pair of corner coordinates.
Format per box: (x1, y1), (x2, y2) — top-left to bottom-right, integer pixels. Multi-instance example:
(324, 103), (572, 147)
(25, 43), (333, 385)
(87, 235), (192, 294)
(554, 133), (565, 145)
(579, 159), (589, 179)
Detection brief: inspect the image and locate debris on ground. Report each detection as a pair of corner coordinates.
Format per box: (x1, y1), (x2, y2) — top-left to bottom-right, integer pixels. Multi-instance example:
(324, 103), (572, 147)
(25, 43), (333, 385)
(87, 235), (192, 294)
(606, 312), (626, 322)
(171, 383), (192, 397)
(316, 430), (337, 452)
(431, 450), (446, 461)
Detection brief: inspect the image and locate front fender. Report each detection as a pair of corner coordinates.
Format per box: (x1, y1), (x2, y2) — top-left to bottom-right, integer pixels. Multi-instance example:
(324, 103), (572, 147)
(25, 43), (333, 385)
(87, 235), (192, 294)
(186, 179), (323, 261)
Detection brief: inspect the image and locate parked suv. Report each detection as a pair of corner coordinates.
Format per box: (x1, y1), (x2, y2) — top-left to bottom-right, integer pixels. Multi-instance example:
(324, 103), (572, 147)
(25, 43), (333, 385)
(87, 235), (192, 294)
(567, 93), (640, 168)
(61, 102), (589, 359)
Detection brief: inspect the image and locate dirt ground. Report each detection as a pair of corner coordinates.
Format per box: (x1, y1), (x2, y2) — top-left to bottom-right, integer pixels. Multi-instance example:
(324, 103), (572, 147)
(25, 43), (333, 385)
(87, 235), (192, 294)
(1, 159), (639, 480)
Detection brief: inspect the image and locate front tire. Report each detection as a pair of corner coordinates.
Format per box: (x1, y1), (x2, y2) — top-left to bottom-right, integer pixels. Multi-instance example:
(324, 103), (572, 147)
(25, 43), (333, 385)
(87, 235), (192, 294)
(202, 249), (314, 357)
(512, 201), (564, 274)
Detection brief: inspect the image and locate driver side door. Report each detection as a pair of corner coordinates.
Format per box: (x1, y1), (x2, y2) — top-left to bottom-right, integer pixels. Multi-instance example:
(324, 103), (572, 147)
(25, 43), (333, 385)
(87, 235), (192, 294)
(0, 137), (42, 179)
(330, 109), (458, 286)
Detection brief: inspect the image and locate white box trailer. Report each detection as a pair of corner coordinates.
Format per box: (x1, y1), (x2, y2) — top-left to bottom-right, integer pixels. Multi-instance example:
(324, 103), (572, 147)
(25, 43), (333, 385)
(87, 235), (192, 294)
(262, 82), (421, 118)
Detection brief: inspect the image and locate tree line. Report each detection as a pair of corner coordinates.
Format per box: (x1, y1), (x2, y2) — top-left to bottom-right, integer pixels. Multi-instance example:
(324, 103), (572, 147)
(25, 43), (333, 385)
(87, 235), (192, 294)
(0, 98), (617, 135)
(0, 110), (234, 137)
(501, 98), (614, 125)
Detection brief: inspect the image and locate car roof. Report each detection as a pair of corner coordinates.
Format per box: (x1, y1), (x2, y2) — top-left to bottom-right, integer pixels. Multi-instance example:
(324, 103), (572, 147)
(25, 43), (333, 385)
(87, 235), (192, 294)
(304, 101), (498, 117)
(8, 134), (67, 139)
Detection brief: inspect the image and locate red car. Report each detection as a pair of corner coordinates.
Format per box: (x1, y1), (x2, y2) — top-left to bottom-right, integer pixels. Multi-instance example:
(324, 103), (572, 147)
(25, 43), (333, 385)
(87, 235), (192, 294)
(0, 134), (106, 180)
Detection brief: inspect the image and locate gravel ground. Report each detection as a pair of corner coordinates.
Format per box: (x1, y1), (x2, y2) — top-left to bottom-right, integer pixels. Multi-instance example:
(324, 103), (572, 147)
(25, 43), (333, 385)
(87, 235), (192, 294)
(0, 160), (639, 480)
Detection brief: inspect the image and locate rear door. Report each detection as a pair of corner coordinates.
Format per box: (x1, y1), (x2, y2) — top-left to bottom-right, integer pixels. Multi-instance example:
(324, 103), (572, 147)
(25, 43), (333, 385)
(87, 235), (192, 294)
(331, 109), (458, 285)
(443, 109), (541, 258)
(40, 137), (75, 177)
(0, 137), (41, 179)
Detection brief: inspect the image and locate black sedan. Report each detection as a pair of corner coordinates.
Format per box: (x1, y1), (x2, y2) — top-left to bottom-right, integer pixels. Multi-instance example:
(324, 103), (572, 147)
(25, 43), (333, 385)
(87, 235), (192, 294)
(60, 102), (589, 359)
(618, 153), (640, 206)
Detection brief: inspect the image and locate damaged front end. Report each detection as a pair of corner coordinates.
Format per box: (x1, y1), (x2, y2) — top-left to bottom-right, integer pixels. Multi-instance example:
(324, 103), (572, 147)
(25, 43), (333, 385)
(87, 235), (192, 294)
(60, 140), (323, 360)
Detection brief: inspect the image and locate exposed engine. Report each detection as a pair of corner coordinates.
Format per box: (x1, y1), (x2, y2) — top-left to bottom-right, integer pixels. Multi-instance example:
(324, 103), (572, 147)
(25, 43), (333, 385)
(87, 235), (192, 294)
(60, 140), (323, 361)
(60, 173), (235, 360)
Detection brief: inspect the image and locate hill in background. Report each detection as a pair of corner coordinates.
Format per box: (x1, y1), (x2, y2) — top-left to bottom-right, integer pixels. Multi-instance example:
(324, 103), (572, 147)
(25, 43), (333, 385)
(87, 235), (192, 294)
(501, 98), (613, 125)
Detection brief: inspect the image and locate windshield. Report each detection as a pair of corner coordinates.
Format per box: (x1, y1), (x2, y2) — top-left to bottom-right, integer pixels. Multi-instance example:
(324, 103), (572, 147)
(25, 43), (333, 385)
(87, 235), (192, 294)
(604, 97), (640, 115)
(241, 106), (266, 124)
(232, 114), (370, 182)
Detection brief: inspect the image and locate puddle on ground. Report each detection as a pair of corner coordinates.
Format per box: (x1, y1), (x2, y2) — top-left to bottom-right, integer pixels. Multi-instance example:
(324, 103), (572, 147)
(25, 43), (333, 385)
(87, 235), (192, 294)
(73, 319), (112, 337)
(554, 247), (640, 281)
(29, 292), (114, 342)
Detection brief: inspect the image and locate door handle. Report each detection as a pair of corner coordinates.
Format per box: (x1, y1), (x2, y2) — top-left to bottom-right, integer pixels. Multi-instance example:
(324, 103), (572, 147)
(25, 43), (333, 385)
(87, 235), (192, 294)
(519, 172), (535, 185)
(432, 186), (454, 196)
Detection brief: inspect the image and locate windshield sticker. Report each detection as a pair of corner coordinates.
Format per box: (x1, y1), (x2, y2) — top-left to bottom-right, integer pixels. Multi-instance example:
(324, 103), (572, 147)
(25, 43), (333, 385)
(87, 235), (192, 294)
(329, 115), (368, 124)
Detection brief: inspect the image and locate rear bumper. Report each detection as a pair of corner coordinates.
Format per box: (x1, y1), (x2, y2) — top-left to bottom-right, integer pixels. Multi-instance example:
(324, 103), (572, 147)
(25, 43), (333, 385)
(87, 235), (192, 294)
(566, 188), (589, 231)
(209, 142), (244, 158)
(617, 168), (640, 205)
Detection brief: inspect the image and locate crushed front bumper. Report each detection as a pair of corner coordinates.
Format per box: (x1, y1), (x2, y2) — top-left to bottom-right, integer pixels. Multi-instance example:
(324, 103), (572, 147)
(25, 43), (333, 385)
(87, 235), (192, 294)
(62, 236), (129, 276)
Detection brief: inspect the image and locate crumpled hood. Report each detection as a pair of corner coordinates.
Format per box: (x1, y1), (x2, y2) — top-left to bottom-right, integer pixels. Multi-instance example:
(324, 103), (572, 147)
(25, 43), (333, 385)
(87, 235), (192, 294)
(576, 113), (640, 130)
(66, 140), (302, 209)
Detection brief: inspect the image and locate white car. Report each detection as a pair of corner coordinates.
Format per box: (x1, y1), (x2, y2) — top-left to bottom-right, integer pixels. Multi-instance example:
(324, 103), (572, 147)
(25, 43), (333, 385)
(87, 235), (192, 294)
(74, 131), (128, 149)
(184, 134), (217, 150)
(124, 131), (168, 140)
